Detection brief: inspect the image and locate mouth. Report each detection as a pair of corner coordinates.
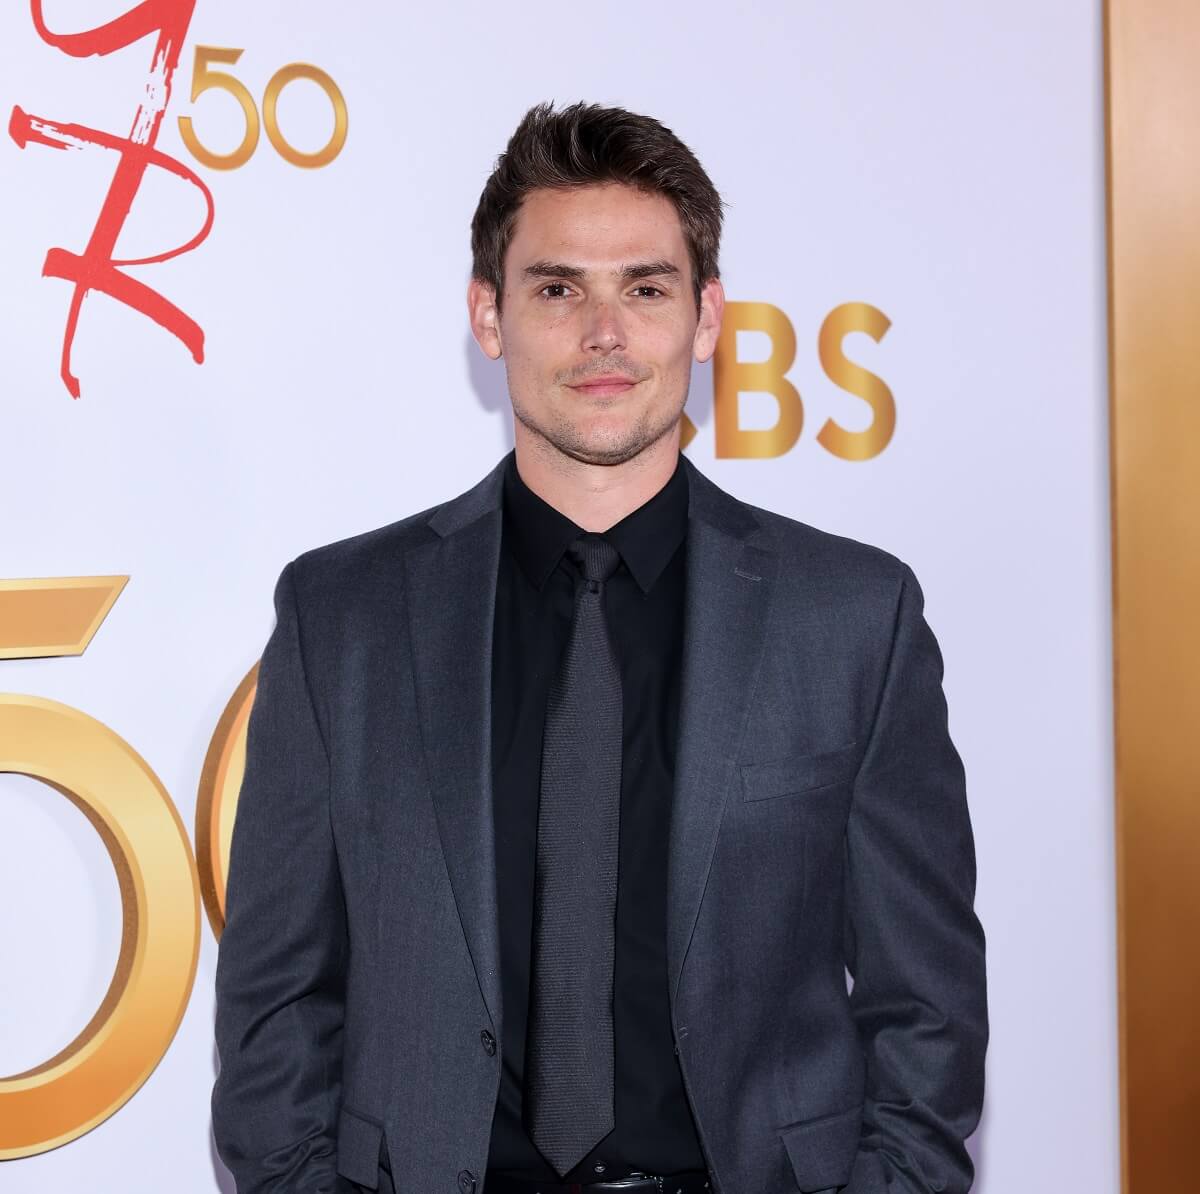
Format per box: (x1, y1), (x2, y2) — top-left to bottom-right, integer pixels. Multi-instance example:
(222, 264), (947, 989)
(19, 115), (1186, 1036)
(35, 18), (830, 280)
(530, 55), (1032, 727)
(567, 375), (641, 397)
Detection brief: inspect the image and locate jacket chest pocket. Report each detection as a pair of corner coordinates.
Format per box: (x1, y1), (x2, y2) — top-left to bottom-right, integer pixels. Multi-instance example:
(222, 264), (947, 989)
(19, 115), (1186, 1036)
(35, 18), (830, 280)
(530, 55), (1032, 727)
(740, 742), (859, 803)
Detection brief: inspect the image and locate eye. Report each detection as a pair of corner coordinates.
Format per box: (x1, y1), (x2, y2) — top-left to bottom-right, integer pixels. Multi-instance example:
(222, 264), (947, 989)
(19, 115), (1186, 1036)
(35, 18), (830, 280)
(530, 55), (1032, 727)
(632, 285), (665, 298)
(539, 282), (572, 299)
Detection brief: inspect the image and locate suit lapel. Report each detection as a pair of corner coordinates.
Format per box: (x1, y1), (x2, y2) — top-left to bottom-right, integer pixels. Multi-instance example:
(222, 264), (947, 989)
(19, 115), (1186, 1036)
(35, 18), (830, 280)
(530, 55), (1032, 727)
(404, 460), (506, 1028)
(402, 454), (775, 1022)
(667, 461), (777, 1003)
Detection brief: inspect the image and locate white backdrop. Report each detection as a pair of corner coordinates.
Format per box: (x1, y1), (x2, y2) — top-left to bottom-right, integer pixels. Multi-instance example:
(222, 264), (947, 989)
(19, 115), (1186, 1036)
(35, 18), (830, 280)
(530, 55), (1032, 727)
(0, 1), (1116, 1190)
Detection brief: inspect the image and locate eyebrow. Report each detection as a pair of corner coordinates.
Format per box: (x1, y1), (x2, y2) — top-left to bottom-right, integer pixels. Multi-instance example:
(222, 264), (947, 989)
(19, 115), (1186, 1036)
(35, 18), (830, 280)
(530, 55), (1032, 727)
(522, 260), (682, 283)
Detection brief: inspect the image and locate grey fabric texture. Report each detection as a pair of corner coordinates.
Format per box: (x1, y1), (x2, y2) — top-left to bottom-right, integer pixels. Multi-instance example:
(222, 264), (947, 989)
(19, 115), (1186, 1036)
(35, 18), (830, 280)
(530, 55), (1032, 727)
(526, 534), (622, 1175)
(211, 453), (987, 1194)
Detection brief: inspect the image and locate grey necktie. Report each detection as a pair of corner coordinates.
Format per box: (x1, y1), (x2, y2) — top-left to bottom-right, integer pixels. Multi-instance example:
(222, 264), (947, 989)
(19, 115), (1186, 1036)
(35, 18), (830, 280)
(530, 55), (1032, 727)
(525, 533), (623, 1176)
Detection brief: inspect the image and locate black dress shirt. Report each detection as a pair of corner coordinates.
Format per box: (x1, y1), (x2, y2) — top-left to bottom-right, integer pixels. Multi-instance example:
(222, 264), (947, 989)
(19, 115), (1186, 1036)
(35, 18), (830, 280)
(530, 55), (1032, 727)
(486, 452), (706, 1181)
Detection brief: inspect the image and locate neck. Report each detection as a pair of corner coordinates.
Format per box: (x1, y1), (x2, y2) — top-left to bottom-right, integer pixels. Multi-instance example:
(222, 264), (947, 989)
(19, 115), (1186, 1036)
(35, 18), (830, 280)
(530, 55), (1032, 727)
(512, 424), (682, 532)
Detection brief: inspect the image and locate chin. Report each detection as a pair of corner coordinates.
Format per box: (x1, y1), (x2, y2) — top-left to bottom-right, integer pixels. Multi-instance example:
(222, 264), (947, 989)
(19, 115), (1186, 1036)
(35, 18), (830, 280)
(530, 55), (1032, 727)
(560, 442), (645, 467)
(513, 394), (683, 467)
(556, 417), (678, 467)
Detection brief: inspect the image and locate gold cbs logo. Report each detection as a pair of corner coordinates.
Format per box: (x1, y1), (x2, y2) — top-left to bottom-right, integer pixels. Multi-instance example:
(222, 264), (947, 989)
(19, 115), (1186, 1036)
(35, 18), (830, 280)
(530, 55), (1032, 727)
(0, 314), (892, 1157)
(682, 300), (894, 459)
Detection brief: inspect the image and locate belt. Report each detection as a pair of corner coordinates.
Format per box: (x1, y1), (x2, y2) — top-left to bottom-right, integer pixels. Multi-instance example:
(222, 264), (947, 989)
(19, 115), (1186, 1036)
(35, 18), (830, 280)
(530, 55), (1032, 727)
(484, 1172), (711, 1193)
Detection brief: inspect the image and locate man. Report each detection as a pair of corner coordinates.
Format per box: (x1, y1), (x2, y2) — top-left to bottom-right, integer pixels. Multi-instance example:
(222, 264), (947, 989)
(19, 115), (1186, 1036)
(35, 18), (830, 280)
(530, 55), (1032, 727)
(213, 102), (987, 1194)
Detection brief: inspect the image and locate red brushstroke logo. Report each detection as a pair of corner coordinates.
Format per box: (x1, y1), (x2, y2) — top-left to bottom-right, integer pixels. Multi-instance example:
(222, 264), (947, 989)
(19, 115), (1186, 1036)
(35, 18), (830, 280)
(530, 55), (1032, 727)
(9, 1), (212, 398)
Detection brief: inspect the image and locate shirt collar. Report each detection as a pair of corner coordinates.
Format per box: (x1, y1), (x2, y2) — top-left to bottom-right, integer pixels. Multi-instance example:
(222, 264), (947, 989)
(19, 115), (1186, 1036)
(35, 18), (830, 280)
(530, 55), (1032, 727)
(502, 451), (688, 594)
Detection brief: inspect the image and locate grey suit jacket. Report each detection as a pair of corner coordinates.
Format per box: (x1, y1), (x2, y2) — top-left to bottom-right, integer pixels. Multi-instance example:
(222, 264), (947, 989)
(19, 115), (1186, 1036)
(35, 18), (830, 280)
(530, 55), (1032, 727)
(212, 453), (987, 1194)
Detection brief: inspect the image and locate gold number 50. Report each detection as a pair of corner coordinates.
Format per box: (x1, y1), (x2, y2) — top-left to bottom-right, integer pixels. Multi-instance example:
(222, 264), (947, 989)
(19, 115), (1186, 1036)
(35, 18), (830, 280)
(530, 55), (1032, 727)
(177, 46), (348, 171)
(0, 578), (199, 1159)
(0, 577), (265, 1156)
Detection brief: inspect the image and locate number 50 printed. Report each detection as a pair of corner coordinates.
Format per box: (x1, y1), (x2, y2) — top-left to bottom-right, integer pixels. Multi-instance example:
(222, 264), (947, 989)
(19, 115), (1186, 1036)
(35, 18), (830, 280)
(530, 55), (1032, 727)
(178, 46), (348, 170)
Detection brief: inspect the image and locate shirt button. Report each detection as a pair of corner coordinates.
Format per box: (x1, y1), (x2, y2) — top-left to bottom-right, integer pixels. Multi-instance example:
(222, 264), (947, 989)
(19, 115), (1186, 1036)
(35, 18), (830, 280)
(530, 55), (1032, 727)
(480, 1029), (496, 1055)
(594, 1161), (607, 1175)
(457, 1170), (476, 1194)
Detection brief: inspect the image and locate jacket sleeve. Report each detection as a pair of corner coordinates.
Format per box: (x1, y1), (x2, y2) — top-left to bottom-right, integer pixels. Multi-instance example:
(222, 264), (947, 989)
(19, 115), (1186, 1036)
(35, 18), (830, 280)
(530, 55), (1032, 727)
(843, 562), (988, 1194)
(212, 560), (348, 1193)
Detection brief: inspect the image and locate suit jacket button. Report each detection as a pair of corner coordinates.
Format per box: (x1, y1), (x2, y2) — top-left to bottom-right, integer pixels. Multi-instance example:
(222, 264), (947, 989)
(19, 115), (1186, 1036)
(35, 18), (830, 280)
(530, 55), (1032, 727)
(480, 1029), (496, 1055)
(457, 1170), (476, 1193)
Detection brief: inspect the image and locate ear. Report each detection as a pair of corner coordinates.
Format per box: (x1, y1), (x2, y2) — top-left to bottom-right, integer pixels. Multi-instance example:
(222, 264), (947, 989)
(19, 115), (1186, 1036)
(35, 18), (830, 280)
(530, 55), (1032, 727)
(467, 277), (504, 359)
(692, 277), (725, 364)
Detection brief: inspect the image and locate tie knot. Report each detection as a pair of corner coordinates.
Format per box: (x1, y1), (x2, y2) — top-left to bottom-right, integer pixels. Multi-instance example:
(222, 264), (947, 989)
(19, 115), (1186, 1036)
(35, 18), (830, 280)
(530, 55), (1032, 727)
(567, 534), (621, 586)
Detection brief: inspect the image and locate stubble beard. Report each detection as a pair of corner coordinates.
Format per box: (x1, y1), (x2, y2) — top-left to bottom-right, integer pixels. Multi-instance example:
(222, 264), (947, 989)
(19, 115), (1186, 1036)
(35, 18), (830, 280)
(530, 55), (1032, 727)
(510, 387), (686, 468)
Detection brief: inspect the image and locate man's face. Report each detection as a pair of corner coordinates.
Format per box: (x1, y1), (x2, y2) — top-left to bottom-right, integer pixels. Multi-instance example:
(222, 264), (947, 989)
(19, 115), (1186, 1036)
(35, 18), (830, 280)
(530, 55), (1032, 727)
(468, 182), (723, 467)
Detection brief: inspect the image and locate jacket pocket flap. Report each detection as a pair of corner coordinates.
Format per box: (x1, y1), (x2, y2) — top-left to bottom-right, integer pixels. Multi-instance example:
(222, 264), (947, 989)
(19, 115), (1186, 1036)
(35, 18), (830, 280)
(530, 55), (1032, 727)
(336, 1105), (383, 1189)
(741, 743), (859, 802)
(779, 1104), (862, 1192)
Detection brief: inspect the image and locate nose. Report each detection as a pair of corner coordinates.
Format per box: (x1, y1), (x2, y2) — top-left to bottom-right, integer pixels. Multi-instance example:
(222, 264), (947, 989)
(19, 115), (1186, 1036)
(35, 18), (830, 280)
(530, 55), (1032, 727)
(581, 297), (626, 354)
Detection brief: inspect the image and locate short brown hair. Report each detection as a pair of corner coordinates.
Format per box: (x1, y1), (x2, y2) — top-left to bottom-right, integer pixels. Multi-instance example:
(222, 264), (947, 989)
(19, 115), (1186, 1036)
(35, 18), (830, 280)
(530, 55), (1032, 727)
(470, 101), (724, 310)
